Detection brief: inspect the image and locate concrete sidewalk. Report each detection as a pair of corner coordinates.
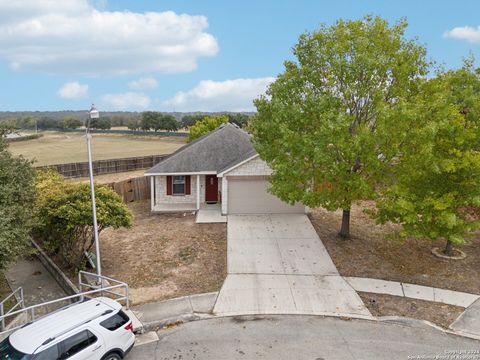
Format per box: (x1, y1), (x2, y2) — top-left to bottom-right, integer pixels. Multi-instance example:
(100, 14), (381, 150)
(345, 277), (479, 308)
(450, 298), (480, 338)
(213, 214), (371, 317)
(5, 258), (68, 315)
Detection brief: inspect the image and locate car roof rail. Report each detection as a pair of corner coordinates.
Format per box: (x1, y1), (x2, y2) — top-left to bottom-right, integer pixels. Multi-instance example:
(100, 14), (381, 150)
(32, 309), (114, 353)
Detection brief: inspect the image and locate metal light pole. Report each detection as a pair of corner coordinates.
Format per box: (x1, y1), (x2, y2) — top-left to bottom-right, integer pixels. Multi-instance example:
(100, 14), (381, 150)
(86, 104), (102, 279)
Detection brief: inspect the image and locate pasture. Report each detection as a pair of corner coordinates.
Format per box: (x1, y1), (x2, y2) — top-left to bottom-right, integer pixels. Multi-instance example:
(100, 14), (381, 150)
(8, 131), (185, 166)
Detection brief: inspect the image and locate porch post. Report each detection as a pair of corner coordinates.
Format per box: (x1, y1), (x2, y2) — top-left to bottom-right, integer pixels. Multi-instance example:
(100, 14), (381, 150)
(150, 176), (155, 211)
(196, 174), (200, 210)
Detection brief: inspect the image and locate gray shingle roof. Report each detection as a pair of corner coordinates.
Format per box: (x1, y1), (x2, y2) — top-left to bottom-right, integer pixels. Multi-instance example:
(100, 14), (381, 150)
(145, 123), (257, 174)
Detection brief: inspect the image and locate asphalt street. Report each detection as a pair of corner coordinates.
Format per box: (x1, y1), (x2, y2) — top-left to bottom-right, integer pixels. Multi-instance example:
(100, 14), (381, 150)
(127, 315), (480, 360)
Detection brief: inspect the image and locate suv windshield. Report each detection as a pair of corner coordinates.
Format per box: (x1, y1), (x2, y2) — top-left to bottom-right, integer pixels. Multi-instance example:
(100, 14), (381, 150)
(0, 338), (31, 360)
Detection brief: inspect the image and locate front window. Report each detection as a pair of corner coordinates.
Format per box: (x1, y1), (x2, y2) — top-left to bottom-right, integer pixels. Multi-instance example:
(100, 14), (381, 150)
(172, 176), (185, 195)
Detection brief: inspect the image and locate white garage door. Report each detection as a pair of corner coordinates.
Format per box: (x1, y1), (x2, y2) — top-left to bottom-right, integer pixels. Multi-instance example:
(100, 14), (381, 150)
(228, 179), (305, 214)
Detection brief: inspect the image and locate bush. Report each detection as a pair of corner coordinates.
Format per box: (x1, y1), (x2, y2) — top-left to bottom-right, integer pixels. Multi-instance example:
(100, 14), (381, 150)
(35, 170), (133, 270)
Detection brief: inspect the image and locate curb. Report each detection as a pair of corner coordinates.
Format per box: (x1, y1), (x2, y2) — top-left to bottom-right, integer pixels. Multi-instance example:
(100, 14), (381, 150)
(31, 239), (79, 295)
(131, 292), (219, 332)
(130, 291), (480, 343)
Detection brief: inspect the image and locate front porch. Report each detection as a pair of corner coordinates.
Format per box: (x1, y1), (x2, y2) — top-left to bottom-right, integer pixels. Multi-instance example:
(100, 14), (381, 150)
(150, 202), (226, 223)
(149, 173), (222, 211)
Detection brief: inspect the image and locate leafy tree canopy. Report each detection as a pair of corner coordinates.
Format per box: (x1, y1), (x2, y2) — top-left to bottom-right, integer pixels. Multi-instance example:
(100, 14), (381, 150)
(89, 117), (111, 130)
(251, 16), (428, 238)
(0, 140), (36, 272)
(227, 113), (250, 128)
(375, 62), (480, 254)
(187, 115), (228, 143)
(141, 112), (179, 132)
(181, 114), (205, 128)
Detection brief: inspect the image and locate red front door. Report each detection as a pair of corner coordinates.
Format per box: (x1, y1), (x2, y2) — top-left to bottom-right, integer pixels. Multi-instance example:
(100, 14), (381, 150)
(205, 175), (218, 203)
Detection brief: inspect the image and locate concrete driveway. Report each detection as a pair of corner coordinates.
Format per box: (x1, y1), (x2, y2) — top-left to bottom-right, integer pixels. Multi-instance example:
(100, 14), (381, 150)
(213, 214), (370, 317)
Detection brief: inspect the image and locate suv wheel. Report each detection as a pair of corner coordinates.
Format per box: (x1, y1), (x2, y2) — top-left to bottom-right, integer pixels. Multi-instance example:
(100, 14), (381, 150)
(102, 352), (122, 360)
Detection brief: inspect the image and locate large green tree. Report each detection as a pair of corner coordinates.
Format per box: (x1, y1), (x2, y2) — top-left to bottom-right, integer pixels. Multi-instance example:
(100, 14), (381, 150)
(187, 115), (228, 142)
(251, 16), (428, 238)
(0, 140), (36, 272)
(375, 63), (480, 256)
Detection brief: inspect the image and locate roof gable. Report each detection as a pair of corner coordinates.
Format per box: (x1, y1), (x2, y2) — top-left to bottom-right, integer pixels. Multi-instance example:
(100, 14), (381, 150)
(145, 123), (256, 174)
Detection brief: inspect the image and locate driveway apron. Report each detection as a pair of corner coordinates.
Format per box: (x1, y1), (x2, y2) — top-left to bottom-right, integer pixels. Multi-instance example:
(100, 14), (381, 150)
(213, 214), (371, 317)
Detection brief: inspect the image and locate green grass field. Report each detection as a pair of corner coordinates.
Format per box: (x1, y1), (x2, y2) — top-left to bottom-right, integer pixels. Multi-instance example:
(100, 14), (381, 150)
(8, 132), (185, 166)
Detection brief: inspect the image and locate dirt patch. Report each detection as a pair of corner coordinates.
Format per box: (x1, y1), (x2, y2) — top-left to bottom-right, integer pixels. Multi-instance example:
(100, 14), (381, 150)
(309, 202), (480, 294)
(359, 292), (464, 329)
(100, 200), (227, 305)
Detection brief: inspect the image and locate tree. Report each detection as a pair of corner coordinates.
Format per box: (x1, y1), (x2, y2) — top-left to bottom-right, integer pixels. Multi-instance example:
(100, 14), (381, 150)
(187, 115), (229, 142)
(60, 117), (83, 130)
(227, 113), (250, 128)
(375, 64), (480, 256)
(159, 114), (179, 132)
(0, 121), (17, 137)
(36, 116), (58, 130)
(141, 111), (158, 131)
(0, 140), (36, 272)
(89, 117), (111, 130)
(251, 16), (428, 238)
(35, 170), (133, 269)
(127, 118), (141, 132)
(181, 114), (204, 129)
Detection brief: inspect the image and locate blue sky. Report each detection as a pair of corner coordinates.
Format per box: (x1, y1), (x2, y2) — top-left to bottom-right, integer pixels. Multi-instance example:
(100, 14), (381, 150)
(0, 0), (479, 112)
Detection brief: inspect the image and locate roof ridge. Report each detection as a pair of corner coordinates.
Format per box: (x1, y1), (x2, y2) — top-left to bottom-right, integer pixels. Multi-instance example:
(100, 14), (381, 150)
(145, 122), (255, 174)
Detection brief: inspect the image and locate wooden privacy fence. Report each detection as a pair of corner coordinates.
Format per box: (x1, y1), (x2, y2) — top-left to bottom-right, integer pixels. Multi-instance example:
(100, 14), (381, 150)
(37, 154), (167, 178)
(104, 176), (150, 203)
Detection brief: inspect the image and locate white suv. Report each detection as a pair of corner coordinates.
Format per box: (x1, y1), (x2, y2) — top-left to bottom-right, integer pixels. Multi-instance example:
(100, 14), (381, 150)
(0, 297), (135, 359)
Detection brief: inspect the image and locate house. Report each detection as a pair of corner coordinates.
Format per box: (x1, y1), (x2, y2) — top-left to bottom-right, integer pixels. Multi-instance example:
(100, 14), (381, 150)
(144, 123), (306, 215)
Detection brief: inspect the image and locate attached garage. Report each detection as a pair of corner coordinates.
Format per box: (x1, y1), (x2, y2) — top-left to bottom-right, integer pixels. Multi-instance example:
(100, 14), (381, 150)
(227, 177), (305, 214)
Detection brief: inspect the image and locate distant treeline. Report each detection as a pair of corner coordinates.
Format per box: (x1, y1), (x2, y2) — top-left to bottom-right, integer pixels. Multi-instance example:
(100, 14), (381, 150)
(0, 111), (252, 132)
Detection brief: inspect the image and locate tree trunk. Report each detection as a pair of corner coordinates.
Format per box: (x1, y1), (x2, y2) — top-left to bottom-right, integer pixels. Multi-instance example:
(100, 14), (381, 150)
(444, 240), (454, 257)
(339, 209), (351, 239)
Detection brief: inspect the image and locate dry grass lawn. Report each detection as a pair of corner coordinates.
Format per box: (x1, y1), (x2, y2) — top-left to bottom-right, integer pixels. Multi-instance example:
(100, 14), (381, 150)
(310, 202), (480, 294)
(100, 201), (227, 305)
(8, 131), (185, 166)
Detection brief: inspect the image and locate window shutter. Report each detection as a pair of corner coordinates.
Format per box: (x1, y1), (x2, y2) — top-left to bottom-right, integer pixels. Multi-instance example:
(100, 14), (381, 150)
(185, 175), (191, 195)
(166, 176), (172, 195)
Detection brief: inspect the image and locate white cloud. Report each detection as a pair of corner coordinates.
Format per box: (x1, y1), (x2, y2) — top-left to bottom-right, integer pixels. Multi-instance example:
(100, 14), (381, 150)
(164, 77), (275, 112)
(100, 92), (150, 110)
(444, 26), (480, 43)
(57, 81), (89, 99)
(0, 0), (218, 75)
(128, 77), (158, 91)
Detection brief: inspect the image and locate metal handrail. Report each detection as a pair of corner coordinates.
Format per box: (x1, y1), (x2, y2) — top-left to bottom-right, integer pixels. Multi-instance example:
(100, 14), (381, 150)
(0, 271), (129, 336)
(78, 271), (129, 309)
(0, 287), (25, 331)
